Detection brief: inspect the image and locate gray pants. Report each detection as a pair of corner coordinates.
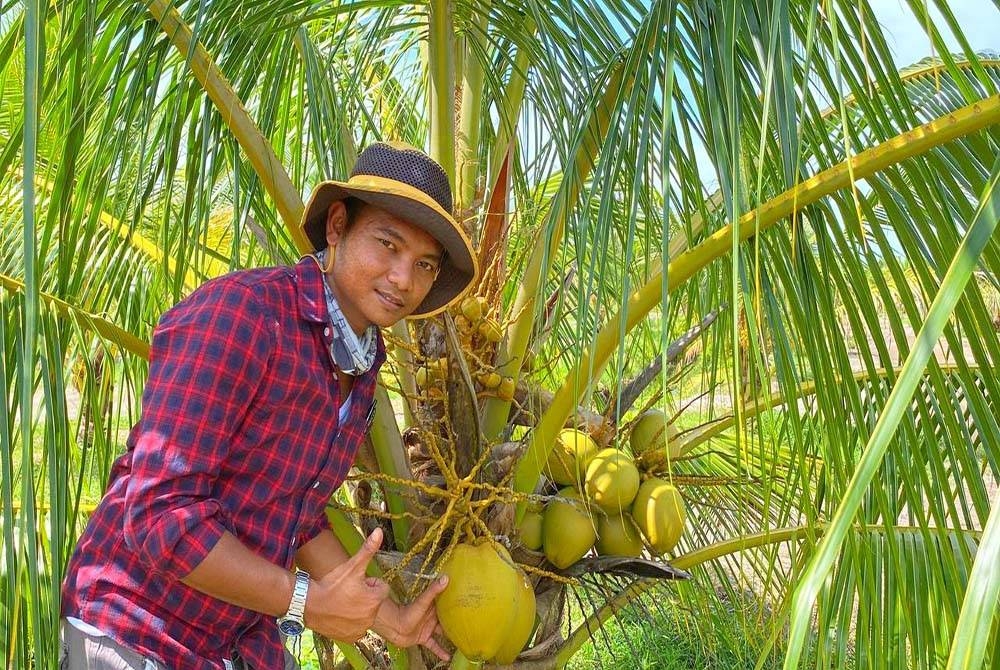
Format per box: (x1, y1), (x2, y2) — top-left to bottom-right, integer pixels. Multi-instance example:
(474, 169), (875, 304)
(60, 620), (299, 670)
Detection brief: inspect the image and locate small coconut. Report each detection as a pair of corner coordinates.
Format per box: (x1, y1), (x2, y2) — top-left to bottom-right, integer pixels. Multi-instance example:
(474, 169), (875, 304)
(629, 409), (683, 460)
(435, 542), (519, 661)
(414, 367), (432, 388)
(497, 376), (516, 401)
(478, 370), (502, 389)
(584, 448), (640, 513)
(478, 318), (503, 343)
(460, 295), (484, 322)
(545, 428), (599, 486)
(542, 487), (596, 569)
(454, 313), (474, 334)
(517, 508), (544, 551)
(595, 512), (644, 557)
(631, 478), (686, 555)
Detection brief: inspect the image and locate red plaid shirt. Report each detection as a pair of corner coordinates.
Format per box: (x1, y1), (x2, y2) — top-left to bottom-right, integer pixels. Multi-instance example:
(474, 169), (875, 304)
(62, 257), (385, 669)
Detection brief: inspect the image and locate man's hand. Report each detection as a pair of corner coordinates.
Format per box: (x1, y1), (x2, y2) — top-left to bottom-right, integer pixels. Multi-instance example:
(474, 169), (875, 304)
(303, 528), (391, 642)
(373, 575), (451, 662)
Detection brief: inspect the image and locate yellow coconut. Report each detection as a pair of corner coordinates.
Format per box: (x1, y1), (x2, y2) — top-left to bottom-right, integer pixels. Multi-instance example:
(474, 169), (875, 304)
(584, 448), (640, 513)
(460, 295), (484, 322)
(435, 542), (519, 661)
(542, 487), (597, 569)
(545, 428), (599, 486)
(517, 508), (544, 551)
(498, 376), (516, 401)
(454, 313), (474, 334)
(479, 370), (502, 389)
(629, 409), (683, 460)
(491, 568), (536, 664)
(595, 513), (644, 557)
(478, 318), (503, 343)
(631, 478), (686, 555)
(414, 367), (432, 388)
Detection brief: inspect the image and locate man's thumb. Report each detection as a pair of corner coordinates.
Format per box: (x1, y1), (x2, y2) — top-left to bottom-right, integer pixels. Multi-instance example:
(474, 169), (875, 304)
(351, 527), (383, 568)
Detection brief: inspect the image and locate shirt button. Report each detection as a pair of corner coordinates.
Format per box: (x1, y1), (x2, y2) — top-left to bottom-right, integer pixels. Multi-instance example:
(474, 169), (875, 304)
(312, 481), (320, 489)
(323, 327), (330, 336)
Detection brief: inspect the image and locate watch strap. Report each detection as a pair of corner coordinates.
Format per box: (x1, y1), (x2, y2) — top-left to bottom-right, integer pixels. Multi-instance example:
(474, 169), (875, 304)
(278, 569), (310, 635)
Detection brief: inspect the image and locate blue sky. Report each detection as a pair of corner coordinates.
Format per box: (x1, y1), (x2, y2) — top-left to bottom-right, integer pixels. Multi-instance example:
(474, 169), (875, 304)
(870, 0), (1000, 67)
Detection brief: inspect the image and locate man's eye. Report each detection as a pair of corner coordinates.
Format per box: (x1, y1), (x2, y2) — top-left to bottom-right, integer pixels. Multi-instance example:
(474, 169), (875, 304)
(377, 237), (394, 249)
(417, 261), (438, 273)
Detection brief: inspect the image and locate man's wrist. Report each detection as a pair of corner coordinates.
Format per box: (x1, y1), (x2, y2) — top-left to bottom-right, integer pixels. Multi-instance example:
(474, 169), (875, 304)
(277, 569), (311, 636)
(374, 597), (407, 644)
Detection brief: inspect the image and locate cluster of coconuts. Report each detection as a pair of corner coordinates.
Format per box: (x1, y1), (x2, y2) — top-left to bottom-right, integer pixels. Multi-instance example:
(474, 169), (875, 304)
(425, 294), (515, 401)
(430, 410), (688, 662)
(517, 410), (687, 569)
(434, 541), (536, 664)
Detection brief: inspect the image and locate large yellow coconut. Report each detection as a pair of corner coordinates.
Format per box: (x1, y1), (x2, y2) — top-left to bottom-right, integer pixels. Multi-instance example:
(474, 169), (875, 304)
(629, 409), (683, 460)
(435, 542), (519, 660)
(517, 507), (544, 551)
(491, 568), (537, 664)
(584, 448), (640, 513)
(542, 488), (597, 569)
(595, 513), (644, 557)
(631, 478), (686, 555)
(545, 428), (599, 486)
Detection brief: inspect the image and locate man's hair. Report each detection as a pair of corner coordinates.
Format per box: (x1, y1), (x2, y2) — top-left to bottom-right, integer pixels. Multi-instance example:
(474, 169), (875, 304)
(343, 197), (363, 231)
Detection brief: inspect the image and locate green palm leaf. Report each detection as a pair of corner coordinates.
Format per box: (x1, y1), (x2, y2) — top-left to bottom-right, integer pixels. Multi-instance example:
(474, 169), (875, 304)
(3, 1), (1000, 667)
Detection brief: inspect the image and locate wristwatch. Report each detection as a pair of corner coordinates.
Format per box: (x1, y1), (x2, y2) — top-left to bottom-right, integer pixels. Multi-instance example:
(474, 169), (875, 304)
(277, 569), (311, 637)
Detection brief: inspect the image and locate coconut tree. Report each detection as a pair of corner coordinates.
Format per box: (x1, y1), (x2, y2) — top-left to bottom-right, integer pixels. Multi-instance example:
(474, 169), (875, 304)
(2, 0), (1000, 668)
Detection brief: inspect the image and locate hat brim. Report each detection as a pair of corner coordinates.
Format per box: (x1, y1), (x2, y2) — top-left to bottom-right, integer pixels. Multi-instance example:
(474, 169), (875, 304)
(301, 175), (479, 318)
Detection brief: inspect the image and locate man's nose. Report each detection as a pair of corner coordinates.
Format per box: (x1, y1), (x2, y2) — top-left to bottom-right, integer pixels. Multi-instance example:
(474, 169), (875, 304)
(387, 258), (414, 291)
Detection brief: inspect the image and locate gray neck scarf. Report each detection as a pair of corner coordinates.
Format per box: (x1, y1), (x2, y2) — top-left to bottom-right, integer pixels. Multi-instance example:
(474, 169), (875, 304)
(315, 249), (378, 375)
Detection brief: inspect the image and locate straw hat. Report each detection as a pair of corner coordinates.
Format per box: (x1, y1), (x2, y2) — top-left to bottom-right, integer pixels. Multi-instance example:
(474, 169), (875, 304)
(301, 142), (479, 318)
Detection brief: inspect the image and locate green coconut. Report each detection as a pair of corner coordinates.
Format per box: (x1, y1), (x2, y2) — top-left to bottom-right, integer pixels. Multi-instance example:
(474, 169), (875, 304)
(595, 512), (644, 557)
(435, 542), (519, 661)
(629, 409), (683, 460)
(545, 428), (599, 486)
(517, 508), (544, 551)
(491, 568), (537, 664)
(631, 478), (686, 555)
(584, 448), (640, 513)
(542, 487), (597, 569)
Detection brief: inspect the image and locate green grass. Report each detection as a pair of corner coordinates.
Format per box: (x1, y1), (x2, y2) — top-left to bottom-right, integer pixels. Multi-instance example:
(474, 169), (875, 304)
(567, 590), (791, 670)
(289, 586), (799, 669)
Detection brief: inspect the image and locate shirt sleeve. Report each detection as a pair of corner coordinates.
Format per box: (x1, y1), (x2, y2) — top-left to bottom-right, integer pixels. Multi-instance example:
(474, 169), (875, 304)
(122, 278), (274, 581)
(297, 508), (332, 550)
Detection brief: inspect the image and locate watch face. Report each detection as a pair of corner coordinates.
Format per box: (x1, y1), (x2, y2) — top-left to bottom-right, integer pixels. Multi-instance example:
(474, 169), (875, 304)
(277, 618), (304, 637)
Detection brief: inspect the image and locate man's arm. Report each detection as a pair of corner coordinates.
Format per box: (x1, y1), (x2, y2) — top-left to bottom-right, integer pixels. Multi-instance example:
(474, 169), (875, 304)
(181, 528), (390, 643)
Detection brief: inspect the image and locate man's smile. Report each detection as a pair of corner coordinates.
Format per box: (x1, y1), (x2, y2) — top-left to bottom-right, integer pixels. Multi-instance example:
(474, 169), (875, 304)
(376, 289), (405, 309)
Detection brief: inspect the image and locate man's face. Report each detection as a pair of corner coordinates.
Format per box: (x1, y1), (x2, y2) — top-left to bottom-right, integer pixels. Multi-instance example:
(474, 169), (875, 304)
(324, 200), (443, 332)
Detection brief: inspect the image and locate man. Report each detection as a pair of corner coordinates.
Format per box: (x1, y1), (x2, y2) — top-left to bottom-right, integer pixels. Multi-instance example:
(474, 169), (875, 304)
(60, 143), (479, 669)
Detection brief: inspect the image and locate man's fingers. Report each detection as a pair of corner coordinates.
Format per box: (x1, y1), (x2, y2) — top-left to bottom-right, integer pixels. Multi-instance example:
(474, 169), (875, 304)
(424, 636), (451, 662)
(347, 527), (383, 572)
(410, 575), (448, 610)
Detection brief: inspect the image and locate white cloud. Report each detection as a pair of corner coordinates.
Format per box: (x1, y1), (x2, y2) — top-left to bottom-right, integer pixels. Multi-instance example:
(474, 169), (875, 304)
(868, 0), (1000, 68)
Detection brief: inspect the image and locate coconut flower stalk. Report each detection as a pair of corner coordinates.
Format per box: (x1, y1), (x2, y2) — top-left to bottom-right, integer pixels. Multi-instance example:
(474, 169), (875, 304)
(481, 57), (628, 440)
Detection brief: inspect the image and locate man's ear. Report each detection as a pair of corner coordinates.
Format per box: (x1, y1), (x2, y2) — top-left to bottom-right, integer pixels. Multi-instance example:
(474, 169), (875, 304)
(325, 200), (348, 247)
